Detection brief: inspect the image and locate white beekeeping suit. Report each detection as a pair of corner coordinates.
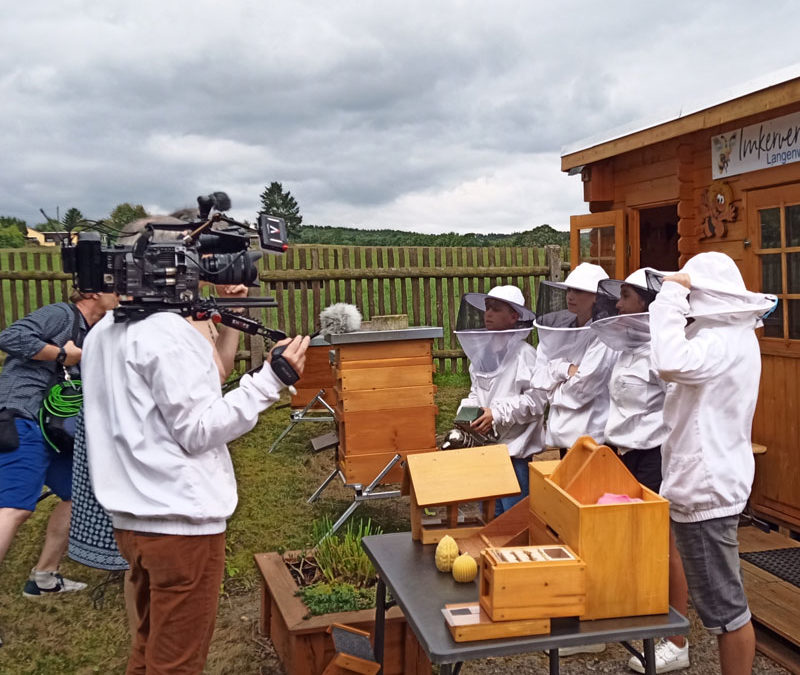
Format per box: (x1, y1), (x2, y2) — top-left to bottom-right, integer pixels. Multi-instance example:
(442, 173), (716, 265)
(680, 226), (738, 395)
(649, 252), (777, 522)
(533, 263), (619, 449)
(454, 286), (546, 459)
(590, 269), (669, 456)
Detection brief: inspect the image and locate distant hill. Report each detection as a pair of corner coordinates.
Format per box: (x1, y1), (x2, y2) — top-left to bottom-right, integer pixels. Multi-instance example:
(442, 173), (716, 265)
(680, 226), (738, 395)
(292, 224), (569, 248)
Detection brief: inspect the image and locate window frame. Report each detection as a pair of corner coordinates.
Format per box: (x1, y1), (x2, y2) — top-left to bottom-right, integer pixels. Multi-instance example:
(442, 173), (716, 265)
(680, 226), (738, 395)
(746, 183), (800, 357)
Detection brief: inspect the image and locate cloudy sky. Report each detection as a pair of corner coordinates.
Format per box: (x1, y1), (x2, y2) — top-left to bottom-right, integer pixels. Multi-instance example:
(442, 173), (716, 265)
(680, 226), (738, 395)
(3, 1), (800, 235)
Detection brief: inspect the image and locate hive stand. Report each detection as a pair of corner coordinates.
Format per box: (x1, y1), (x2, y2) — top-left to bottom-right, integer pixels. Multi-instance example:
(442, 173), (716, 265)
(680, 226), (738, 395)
(404, 445), (520, 544)
(269, 340), (337, 454)
(529, 436), (670, 620)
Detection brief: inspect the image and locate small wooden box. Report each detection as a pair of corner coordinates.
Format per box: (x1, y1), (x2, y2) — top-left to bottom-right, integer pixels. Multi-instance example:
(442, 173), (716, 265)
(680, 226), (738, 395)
(529, 437), (669, 620)
(479, 545), (586, 622)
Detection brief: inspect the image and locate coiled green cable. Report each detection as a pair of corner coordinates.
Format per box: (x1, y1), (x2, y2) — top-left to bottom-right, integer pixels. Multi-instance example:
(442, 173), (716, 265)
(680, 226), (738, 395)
(39, 379), (83, 452)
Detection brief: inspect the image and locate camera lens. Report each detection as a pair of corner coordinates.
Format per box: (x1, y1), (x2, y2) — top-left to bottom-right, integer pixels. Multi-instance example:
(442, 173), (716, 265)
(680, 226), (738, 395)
(197, 250), (261, 285)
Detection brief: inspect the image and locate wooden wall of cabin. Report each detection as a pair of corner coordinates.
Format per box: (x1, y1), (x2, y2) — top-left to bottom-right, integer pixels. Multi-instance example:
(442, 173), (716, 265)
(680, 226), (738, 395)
(581, 100), (800, 530)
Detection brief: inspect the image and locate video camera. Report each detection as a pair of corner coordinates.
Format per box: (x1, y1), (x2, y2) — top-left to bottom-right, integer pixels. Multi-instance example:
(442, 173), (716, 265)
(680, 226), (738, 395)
(61, 192), (289, 341)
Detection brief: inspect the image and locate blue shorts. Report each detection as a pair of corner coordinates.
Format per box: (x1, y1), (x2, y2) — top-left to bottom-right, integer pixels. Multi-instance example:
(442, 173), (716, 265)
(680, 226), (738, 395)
(672, 515), (751, 635)
(0, 418), (73, 511)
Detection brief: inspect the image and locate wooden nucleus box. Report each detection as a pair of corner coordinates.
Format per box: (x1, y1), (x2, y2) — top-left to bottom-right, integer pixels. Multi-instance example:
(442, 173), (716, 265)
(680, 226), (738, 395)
(479, 544), (586, 622)
(528, 436), (669, 621)
(328, 328), (442, 485)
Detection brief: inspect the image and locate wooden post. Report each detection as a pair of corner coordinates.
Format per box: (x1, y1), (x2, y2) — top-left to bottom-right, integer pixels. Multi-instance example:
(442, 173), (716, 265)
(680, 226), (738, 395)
(545, 245), (563, 282)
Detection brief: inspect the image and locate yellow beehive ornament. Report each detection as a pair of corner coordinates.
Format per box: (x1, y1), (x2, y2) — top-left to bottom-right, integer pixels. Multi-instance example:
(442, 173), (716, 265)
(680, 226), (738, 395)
(435, 535), (460, 572)
(451, 553), (478, 583)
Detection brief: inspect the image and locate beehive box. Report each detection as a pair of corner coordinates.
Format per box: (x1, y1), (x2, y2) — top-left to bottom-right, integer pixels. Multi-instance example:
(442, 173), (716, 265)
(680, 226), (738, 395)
(529, 436), (669, 620)
(289, 342), (336, 409)
(329, 332), (441, 486)
(479, 545), (586, 622)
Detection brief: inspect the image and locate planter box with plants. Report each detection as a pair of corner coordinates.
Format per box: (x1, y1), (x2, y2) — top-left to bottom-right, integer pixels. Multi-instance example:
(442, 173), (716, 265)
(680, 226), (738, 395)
(256, 518), (431, 675)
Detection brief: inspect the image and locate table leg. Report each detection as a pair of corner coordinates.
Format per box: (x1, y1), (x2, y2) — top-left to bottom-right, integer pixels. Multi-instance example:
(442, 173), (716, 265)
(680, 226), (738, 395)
(548, 648), (560, 675)
(643, 638), (656, 675)
(374, 576), (387, 675)
(439, 665), (453, 675)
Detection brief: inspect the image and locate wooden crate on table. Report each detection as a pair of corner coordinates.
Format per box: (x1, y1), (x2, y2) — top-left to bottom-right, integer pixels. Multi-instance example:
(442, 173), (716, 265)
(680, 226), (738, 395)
(479, 544), (586, 622)
(529, 436), (669, 620)
(405, 445), (520, 544)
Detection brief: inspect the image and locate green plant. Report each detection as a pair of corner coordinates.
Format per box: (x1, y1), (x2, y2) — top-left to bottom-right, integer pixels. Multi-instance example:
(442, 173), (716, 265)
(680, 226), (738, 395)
(311, 517), (382, 588)
(296, 582), (375, 617)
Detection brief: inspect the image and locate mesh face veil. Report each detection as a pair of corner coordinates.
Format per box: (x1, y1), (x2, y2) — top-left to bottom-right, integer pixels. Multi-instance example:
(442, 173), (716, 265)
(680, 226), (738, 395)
(588, 273), (656, 351)
(454, 289), (533, 375)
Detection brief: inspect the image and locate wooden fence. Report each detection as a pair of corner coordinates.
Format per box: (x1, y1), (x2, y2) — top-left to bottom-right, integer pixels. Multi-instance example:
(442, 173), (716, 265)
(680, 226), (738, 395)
(1, 244), (567, 373)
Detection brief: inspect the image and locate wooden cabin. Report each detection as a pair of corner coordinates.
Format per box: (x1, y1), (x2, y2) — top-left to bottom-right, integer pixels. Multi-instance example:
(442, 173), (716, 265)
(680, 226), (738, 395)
(560, 67), (800, 533)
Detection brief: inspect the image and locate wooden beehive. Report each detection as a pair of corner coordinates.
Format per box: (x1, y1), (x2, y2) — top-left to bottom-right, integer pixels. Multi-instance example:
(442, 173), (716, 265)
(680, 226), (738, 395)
(529, 436), (669, 620)
(405, 445), (521, 544)
(290, 342), (336, 409)
(479, 544), (586, 622)
(331, 333), (440, 484)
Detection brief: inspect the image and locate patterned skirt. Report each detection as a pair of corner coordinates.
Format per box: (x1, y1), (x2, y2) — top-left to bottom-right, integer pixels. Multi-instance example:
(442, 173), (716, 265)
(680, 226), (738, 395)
(67, 411), (129, 571)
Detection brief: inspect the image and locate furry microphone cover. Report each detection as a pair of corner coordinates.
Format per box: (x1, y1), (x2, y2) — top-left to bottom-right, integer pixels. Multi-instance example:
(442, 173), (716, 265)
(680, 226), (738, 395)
(317, 303), (362, 336)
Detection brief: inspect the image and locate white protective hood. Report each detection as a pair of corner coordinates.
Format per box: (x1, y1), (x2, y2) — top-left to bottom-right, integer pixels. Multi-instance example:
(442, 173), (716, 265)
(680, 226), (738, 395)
(649, 253), (777, 327)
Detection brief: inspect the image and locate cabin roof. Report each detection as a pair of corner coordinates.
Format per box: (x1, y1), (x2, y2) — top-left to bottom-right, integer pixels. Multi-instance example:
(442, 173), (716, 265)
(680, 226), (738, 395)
(561, 62), (800, 172)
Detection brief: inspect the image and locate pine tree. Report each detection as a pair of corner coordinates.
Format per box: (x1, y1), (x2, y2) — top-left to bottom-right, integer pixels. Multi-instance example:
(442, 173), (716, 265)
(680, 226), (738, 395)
(259, 182), (302, 239)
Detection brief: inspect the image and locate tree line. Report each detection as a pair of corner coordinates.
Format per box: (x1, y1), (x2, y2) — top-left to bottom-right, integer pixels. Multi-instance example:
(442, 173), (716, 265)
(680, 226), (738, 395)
(0, 181), (568, 249)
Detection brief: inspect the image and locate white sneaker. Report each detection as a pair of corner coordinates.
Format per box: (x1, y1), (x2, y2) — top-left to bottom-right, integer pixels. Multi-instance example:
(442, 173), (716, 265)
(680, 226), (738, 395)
(22, 569), (87, 598)
(558, 642), (606, 656)
(628, 638), (689, 673)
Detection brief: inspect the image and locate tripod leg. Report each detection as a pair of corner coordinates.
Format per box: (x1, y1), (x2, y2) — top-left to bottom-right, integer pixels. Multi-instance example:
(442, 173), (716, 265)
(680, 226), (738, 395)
(268, 420), (297, 454)
(307, 467), (339, 504)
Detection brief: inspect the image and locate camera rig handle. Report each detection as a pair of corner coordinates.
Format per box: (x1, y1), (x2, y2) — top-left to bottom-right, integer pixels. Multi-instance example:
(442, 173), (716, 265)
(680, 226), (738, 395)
(191, 297), (287, 343)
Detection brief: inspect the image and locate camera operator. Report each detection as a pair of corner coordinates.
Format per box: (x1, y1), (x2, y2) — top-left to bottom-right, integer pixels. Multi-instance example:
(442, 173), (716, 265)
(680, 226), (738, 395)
(82, 297), (309, 674)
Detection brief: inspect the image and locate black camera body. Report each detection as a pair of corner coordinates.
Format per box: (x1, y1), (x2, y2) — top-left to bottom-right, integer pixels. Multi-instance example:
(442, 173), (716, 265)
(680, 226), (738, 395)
(61, 193), (289, 334)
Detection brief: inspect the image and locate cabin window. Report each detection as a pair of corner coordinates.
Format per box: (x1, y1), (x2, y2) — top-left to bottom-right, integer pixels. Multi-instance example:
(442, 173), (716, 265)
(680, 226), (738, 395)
(578, 227), (617, 277)
(755, 201), (800, 339)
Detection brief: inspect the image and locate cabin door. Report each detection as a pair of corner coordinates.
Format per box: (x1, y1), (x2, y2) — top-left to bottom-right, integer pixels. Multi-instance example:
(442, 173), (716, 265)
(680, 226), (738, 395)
(634, 204), (679, 272)
(569, 210), (625, 278)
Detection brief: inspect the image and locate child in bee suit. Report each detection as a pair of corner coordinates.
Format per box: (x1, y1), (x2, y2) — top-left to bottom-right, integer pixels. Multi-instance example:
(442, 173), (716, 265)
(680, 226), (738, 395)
(649, 252), (777, 675)
(453, 285), (547, 514)
(533, 263), (619, 458)
(590, 269), (690, 673)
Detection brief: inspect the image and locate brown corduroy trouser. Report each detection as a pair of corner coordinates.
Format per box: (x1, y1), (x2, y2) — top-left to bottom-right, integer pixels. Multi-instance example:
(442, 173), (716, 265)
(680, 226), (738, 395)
(115, 529), (226, 675)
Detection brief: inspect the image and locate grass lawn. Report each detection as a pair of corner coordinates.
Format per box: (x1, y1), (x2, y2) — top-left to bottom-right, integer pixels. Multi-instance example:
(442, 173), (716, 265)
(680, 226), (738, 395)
(0, 375), (469, 675)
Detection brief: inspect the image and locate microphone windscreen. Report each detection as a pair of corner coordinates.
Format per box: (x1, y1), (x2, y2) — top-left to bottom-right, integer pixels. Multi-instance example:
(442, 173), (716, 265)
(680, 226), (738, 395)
(319, 303), (362, 335)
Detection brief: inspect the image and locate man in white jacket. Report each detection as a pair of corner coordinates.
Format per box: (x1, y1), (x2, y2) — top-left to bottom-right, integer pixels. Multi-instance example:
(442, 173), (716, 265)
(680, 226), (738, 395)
(82, 309), (309, 675)
(650, 252), (776, 675)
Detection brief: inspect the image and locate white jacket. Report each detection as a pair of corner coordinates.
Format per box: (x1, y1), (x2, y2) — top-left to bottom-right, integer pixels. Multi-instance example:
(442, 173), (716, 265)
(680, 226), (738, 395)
(650, 279), (763, 522)
(460, 341), (546, 458)
(604, 346), (669, 452)
(82, 311), (284, 535)
(540, 335), (619, 448)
